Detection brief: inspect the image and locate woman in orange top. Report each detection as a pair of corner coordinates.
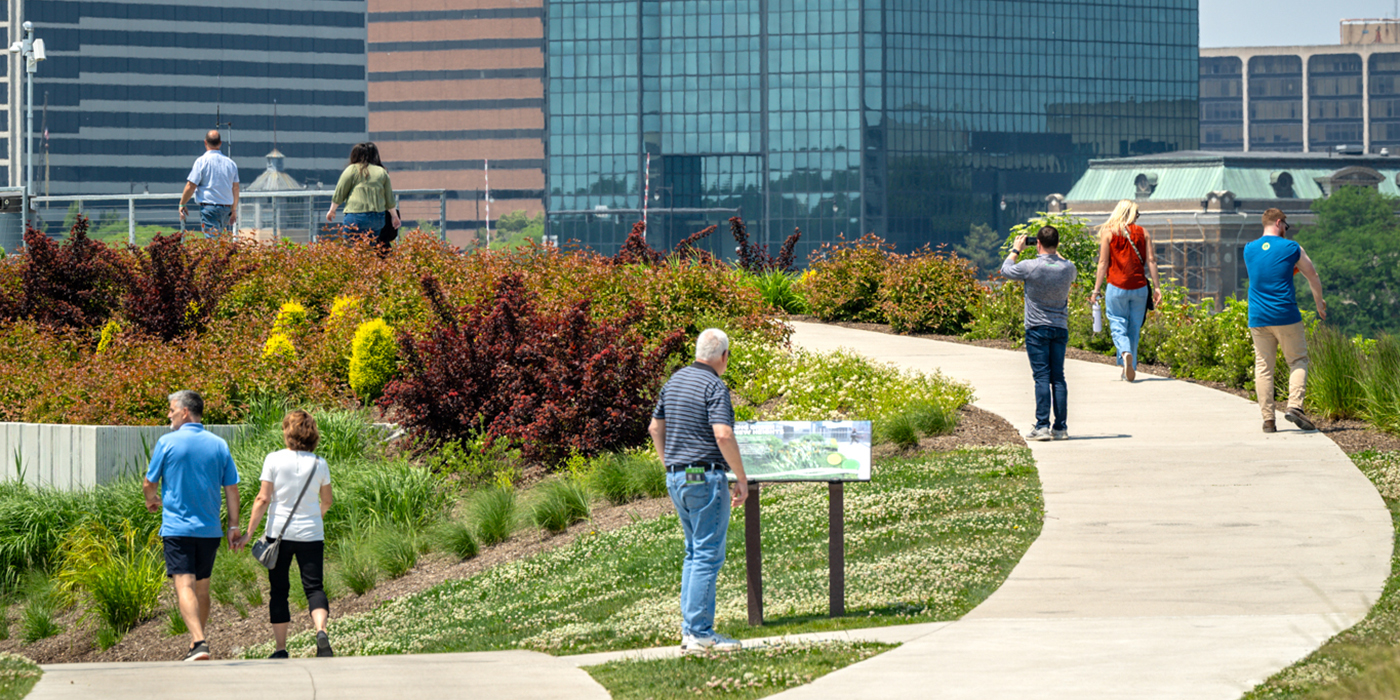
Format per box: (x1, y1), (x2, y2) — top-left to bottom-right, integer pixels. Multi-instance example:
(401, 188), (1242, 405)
(1089, 200), (1161, 382)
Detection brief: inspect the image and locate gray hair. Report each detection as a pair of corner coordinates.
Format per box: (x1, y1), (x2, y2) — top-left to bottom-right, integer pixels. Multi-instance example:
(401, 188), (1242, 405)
(695, 328), (730, 362)
(168, 390), (204, 420)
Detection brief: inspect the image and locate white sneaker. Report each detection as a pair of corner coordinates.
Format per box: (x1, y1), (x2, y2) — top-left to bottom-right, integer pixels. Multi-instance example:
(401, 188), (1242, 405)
(1025, 427), (1053, 442)
(682, 633), (742, 653)
(1051, 429), (1068, 441)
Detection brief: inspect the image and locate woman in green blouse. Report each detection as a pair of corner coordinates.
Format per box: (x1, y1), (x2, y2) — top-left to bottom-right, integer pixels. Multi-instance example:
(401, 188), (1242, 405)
(326, 143), (400, 239)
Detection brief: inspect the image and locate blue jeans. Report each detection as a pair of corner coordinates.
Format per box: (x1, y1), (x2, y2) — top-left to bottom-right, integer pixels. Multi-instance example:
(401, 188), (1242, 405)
(1025, 325), (1068, 431)
(199, 204), (231, 237)
(666, 469), (731, 639)
(1105, 283), (1149, 368)
(342, 211), (385, 237)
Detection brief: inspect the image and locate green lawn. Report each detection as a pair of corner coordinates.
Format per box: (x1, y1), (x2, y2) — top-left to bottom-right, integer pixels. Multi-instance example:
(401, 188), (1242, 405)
(1244, 450), (1400, 700)
(247, 446), (1042, 658)
(585, 641), (895, 700)
(0, 653), (40, 700)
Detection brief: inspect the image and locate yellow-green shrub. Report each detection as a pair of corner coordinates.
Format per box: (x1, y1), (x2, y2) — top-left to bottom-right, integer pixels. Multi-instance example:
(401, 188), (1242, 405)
(349, 319), (397, 400)
(263, 332), (296, 361)
(272, 301), (308, 334)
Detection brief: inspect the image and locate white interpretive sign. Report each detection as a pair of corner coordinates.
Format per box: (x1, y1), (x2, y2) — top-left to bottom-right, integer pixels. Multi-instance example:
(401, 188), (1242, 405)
(731, 420), (872, 482)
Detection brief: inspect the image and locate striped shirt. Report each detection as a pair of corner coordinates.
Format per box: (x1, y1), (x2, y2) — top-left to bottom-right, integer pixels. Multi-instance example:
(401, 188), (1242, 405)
(652, 363), (734, 467)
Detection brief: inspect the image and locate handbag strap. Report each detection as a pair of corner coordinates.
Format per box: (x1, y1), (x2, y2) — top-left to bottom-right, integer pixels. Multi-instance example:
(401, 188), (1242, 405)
(1123, 226), (1149, 276)
(271, 455), (319, 541)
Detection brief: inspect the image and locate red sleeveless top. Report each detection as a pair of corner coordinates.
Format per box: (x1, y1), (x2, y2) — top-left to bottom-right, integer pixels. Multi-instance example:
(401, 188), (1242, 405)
(1107, 224), (1149, 290)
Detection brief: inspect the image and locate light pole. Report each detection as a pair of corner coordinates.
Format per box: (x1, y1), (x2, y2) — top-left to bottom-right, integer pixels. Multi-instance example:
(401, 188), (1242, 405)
(9, 22), (46, 235)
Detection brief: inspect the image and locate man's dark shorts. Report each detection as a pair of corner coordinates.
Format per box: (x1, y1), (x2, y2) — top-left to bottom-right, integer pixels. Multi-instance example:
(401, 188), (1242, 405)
(164, 536), (221, 580)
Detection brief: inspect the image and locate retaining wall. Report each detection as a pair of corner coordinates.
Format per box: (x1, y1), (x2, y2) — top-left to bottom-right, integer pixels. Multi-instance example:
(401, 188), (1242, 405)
(0, 423), (245, 490)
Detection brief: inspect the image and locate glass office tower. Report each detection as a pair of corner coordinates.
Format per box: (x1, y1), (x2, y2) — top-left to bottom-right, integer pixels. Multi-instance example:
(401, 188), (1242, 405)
(546, 0), (1198, 258)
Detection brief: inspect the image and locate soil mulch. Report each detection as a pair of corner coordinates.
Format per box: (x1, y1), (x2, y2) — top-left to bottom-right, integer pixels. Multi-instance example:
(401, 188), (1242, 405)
(1, 403), (1025, 665)
(792, 316), (1400, 455)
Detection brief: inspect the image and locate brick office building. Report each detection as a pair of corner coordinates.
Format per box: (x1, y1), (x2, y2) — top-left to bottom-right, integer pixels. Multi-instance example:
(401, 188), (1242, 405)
(367, 0), (546, 247)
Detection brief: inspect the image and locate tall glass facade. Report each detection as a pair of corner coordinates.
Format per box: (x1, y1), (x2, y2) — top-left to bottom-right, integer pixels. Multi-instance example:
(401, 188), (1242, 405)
(547, 0), (1199, 258)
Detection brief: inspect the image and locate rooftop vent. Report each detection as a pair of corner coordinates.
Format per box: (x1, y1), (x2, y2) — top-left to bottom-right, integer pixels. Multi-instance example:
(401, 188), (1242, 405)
(1270, 171), (1295, 199)
(1335, 144), (1365, 156)
(1134, 172), (1158, 198)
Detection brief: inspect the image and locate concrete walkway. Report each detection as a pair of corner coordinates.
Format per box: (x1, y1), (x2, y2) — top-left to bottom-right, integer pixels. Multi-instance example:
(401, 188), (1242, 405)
(767, 321), (1393, 699)
(25, 323), (1393, 699)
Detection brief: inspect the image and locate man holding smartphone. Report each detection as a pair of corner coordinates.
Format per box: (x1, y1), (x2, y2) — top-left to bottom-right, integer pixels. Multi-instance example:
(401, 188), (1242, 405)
(1001, 226), (1077, 441)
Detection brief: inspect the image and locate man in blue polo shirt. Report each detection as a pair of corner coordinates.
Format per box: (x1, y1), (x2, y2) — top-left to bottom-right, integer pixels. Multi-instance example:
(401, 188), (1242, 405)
(1244, 208), (1328, 434)
(649, 328), (749, 654)
(143, 389), (241, 661)
(177, 130), (240, 237)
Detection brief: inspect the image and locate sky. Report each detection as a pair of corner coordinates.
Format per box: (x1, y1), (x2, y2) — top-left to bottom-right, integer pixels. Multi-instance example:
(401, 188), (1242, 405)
(1200, 0), (1400, 47)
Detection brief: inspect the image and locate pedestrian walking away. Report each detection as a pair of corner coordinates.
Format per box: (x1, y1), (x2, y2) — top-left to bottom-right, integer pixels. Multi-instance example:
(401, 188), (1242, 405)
(237, 410), (336, 659)
(178, 130), (240, 237)
(142, 390), (242, 661)
(1001, 226), (1078, 442)
(1089, 199), (1162, 382)
(649, 328), (750, 654)
(1244, 208), (1328, 434)
(326, 142), (400, 241)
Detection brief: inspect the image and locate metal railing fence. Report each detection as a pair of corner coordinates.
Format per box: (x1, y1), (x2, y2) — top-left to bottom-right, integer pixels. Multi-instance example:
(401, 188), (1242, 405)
(0, 189), (448, 251)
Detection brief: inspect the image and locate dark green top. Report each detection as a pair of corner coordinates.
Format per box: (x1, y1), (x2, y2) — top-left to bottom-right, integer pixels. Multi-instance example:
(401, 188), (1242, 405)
(332, 164), (397, 213)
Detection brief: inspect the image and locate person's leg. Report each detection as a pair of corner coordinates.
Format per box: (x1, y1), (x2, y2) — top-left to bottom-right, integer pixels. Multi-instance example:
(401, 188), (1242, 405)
(681, 470), (732, 640)
(1123, 286), (1148, 369)
(295, 541), (329, 632)
(193, 537), (218, 635)
(267, 539), (294, 651)
(1103, 284), (1134, 366)
(1277, 321), (1310, 412)
(199, 204), (228, 237)
(1250, 326), (1280, 421)
(1049, 327), (1069, 432)
(172, 574), (206, 646)
(1024, 326), (1052, 430)
(666, 471), (698, 639)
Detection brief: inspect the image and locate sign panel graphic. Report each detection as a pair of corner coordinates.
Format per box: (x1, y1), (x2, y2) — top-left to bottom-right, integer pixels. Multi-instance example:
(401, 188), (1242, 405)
(732, 421), (872, 482)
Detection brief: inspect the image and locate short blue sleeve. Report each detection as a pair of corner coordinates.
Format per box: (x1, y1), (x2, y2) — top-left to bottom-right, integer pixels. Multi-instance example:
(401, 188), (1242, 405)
(220, 449), (239, 487)
(145, 439), (168, 483)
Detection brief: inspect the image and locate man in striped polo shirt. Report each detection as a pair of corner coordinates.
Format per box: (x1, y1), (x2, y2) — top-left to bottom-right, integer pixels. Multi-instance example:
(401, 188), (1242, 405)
(649, 328), (750, 653)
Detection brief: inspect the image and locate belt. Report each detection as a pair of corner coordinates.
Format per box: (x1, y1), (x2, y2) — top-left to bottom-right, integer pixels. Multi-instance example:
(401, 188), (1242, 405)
(666, 462), (729, 473)
(199, 202), (230, 207)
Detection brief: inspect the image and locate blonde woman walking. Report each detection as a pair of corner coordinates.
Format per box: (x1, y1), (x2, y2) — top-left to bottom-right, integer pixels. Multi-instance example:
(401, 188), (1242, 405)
(238, 410), (334, 658)
(1089, 200), (1161, 382)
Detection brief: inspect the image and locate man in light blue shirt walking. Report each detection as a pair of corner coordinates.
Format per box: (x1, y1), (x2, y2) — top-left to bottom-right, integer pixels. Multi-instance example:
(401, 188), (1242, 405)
(178, 131), (240, 237)
(143, 389), (241, 661)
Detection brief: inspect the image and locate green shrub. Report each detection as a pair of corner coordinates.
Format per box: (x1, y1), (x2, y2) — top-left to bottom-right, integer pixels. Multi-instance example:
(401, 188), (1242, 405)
(1308, 325), (1368, 419)
(472, 486), (518, 547)
(370, 525), (420, 579)
(748, 270), (807, 314)
(0, 606), (8, 641)
(530, 478), (592, 534)
(909, 398), (960, 436)
(336, 537), (379, 596)
(432, 520), (479, 560)
(165, 607), (187, 637)
(313, 408), (375, 464)
(589, 451), (666, 505)
(623, 451), (668, 500)
(330, 462), (448, 538)
(20, 597), (59, 644)
(209, 540), (262, 618)
(95, 624), (121, 651)
(54, 519), (165, 634)
(426, 433), (522, 486)
(799, 234), (892, 322)
(877, 249), (984, 334)
(877, 413), (920, 449)
(963, 281), (1026, 345)
(1360, 335), (1400, 435)
(349, 318), (398, 400)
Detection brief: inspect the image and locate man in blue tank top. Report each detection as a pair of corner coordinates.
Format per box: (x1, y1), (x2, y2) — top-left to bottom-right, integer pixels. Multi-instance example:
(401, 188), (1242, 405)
(1243, 208), (1328, 433)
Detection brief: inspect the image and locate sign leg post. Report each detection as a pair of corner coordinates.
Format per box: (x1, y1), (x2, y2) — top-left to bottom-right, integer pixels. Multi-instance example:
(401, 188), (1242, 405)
(745, 481), (763, 626)
(829, 481), (845, 617)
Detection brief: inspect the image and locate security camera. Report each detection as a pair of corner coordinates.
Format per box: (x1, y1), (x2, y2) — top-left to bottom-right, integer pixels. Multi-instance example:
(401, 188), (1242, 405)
(21, 21), (31, 31)
(31, 39), (44, 61)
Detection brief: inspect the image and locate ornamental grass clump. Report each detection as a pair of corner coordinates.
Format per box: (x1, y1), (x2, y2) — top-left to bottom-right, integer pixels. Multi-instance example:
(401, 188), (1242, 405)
(529, 478), (591, 534)
(1307, 325), (1368, 420)
(370, 525), (420, 579)
(54, 520), (165, 634)
(472, 485), (517, 547)
(431, 520), (479, 560)
(588, 451), (665, 505)
(336, 537), (379, 596)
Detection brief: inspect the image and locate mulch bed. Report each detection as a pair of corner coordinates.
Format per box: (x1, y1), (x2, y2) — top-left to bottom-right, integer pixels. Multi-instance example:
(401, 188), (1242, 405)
(0, 399), (1025, 665)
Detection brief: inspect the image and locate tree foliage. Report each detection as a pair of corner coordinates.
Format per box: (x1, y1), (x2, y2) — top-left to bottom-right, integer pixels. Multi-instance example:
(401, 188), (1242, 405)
(1299, 186), (1400, 337)
(953, 222), (1003, 278)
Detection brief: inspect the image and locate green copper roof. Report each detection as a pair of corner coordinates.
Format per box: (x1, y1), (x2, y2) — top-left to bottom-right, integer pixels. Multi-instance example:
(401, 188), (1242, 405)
(1066, 150), (1400, 201)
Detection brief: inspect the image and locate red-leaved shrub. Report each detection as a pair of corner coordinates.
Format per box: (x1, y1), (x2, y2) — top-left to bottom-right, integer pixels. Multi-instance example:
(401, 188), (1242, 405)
(731, 217), (802, 273)
(798, 234), (894, 323)
(382, 273), (686, 465)
(124, 233), (252, 340)
(19, 217), (125, 330)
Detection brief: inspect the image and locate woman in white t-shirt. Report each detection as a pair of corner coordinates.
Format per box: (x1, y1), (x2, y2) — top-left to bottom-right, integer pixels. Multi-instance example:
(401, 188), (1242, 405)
(238, 410), (334, 659)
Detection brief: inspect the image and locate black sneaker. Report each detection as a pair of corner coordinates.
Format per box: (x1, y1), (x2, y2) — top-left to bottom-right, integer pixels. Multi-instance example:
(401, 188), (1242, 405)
(1284, 408), (1317, 431)
(184, 640), (211, 662)
(316, 631), (334, 658)
(269, 649), (290, 659)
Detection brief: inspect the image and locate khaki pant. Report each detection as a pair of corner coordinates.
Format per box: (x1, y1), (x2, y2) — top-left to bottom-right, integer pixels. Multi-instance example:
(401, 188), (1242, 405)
(1250, 322), (1309, 421)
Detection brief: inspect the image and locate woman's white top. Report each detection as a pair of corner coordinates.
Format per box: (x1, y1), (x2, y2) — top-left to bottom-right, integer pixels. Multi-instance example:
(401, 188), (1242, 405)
(260, 449), (331, 542)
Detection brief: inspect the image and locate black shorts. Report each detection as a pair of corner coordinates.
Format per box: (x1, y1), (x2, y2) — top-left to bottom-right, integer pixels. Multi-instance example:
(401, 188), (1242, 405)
(163, 536), (221, 580)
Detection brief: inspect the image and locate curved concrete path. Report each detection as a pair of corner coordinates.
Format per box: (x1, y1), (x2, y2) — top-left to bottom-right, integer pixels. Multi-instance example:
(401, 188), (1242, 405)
(24, 322), (1394, 700)
(767, 321), (1392, 699)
